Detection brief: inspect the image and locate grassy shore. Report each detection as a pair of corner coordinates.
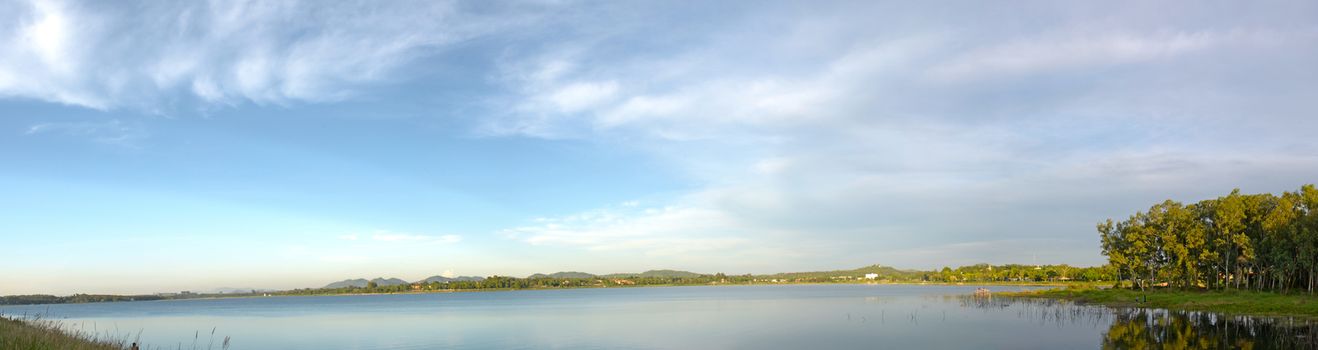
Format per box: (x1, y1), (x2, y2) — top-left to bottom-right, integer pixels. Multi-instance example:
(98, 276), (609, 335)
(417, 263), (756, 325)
(0, 316), (127, 350)
(1001, 287), (1318, 318)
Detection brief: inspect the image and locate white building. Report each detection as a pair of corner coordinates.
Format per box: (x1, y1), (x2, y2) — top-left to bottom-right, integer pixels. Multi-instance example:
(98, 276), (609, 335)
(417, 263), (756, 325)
(864, 273), (879, 280)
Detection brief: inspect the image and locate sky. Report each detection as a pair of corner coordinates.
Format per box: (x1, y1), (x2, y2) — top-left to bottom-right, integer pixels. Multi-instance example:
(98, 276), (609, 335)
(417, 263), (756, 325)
(2, 0), (1317, 295)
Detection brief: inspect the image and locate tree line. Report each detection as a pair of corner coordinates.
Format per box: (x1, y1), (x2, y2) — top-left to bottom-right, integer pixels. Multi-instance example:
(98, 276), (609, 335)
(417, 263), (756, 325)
(927, 264), (1114, 283)
(280, 264), (1111, 297)
(0, 294), (165, 305)
(279, 274), (755, 296)
(5, 264), (1114, 305)
(1098, 184), (1318, 293)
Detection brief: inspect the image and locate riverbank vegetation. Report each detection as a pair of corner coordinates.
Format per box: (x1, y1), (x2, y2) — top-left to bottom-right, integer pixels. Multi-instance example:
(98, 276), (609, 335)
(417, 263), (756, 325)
(0, 316), (127, 350)
(1, 294), (165, 306)
(1004, 184), (1318, 319)
(1097, 184), (1318, 293)
(1002, 287), (1318, 318)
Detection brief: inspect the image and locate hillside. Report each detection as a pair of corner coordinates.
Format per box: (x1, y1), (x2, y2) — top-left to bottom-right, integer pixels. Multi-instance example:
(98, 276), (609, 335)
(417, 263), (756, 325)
(526, 266), (920, 280)
(758, 264), (922, 280)
(211, 287), (276, 294)
(527, 271), (597, 279)
(322, 277), (409, 289)
(601, 270), (705, 278)
(417, 276), (485, 283)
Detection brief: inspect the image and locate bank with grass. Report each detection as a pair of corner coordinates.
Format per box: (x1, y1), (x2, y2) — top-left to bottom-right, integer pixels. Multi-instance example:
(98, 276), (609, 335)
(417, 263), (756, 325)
(0, 316), (126, 350)
(1002, 287), (1318, 319)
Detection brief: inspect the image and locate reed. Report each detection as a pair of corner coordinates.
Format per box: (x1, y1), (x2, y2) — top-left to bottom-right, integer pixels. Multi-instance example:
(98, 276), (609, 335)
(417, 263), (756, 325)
(0, 313), (230, 350)
(0, 314), (126, 350)
(1001, 286), (1318, 319)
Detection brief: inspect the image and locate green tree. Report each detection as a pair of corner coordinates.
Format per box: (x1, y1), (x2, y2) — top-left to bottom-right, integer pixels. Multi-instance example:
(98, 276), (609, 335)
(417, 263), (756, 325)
(1213, 190), (1248, 289)
(1097, 184), (1317, 293)
(1099, 219), (1131, 287)
(1299, 185), (1318, 294)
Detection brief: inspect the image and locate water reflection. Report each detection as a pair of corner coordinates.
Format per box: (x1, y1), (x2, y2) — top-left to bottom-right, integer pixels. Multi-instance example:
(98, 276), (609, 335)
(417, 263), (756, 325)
(1103, 309), (1316, 350)
(962, 295), (1318, 349)
(4, 285), (1316, 349)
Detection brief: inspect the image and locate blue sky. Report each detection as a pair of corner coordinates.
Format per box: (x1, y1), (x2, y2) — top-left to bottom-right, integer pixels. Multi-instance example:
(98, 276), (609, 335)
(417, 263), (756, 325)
(3, 0), (1318, 295)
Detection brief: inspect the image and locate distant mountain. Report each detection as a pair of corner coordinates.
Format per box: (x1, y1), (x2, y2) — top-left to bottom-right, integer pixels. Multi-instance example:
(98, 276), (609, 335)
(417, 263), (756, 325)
(417, 275), (485, 284)
(528, 271), (597, 279)
(323, 279), (369, 289)
(762, 264), (921, 280)
(527, 270), (705, 279)
(210, 287), (276, 294)
(322, 277), (409, 289)
(316, 265), (917, 289)
(372, 277), (409, 286)
(601, 270), (705, 278)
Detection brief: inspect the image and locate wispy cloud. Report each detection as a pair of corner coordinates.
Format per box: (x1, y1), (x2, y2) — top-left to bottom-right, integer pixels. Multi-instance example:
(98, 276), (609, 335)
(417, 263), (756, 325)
(24, 119), (147, 146)
(7, 0), (1318, 278)
(872, 239), (1101, 269)
(928, 29), (1307, 82)
(503, 203), (752, 256)
(0, 0), (548, 110)
(483, 1), (1318, 268)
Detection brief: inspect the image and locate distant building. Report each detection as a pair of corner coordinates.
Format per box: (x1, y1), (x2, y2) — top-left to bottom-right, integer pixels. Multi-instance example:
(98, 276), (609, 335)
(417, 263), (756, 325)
(864, 273), (879, 280)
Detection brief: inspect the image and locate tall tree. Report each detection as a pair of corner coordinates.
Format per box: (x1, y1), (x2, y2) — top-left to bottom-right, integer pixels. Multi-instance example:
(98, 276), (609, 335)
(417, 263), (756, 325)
(1300, 185), (1318, 294)
(1099, 219), (1128, 287)
(1097, 185), (1317, 293)
(1213, 190), (1247, 289)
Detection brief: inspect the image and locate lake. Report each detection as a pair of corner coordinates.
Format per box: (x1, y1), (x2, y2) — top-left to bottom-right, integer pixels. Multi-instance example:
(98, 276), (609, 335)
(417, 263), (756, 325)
(3, 284), (1315, 349)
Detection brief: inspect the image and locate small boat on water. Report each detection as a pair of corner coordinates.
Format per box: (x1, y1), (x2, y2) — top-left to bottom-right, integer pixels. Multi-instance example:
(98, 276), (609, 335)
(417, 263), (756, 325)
(974, 288), (991, 297)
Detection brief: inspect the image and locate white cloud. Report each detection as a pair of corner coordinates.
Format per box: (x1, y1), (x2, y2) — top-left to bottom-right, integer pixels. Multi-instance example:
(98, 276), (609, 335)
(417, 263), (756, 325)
(0, 0), (546, 109)
(873, 239), (1104, 269)
(483, 2), (1318, 268)
(752, 157), (791, 175)
(9, 1), (1318, 273)
(23, 1), (71, 74)
(546, 81), (619, 113)
(24, 119), (147, 146)
(927, 29), (1295, 82)
(502, 203), (755, 257)
(482, 35), (935, 140)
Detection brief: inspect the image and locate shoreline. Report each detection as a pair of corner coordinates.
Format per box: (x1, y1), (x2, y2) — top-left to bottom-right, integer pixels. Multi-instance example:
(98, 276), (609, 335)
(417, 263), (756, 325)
(14, 282), (1309, 321)
(7, 283), (1310, 349)
(3, 281), (1077, 307)
(998, 287), (1318, 320)
(0, 315), (127, 349)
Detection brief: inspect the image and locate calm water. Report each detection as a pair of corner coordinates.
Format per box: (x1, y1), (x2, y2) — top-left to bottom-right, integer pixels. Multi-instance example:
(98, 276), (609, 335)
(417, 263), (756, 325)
(3, 285), (1315, 349)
